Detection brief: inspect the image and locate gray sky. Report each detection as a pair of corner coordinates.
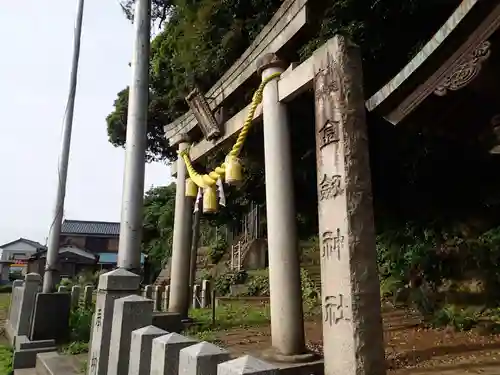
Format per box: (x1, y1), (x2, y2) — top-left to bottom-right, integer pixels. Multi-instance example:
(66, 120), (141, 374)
(0, 0), (171, 245)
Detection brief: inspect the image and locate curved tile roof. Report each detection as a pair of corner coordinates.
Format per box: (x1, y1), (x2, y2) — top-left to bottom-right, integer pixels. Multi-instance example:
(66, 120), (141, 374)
(61, 220), (120, 236)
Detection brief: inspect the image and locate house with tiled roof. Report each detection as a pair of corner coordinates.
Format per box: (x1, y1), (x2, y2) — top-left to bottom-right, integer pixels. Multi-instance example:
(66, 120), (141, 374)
(0, 238), (47, 276)
(27, 219), (145, 278)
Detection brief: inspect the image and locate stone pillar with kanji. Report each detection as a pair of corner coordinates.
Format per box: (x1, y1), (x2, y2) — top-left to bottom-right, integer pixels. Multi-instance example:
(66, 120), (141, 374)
(314, 35), (386, 375)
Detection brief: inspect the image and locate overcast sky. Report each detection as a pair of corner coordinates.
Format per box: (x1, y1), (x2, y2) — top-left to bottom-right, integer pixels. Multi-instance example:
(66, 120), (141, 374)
(0, 0), (171, 245)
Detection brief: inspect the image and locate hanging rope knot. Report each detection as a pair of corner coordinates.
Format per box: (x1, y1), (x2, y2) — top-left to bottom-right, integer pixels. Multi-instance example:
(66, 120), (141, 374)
(179, 71), (281, 190)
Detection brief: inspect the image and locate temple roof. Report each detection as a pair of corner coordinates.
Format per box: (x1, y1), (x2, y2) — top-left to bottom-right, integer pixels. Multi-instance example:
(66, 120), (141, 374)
(366, 0), (500, 125)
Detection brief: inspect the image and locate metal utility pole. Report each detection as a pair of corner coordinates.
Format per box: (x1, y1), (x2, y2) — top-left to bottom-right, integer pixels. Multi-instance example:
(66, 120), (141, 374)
(43, 0), (85, 293)
(117, 0), (151, 272)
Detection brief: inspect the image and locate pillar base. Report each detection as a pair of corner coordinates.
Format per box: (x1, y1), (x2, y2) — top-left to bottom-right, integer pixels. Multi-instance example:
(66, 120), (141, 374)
(260, 347), (318, 363)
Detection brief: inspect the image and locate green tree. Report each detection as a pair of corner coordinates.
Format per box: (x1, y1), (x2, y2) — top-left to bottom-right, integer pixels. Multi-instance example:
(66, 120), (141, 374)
(142, 183), (176, 275)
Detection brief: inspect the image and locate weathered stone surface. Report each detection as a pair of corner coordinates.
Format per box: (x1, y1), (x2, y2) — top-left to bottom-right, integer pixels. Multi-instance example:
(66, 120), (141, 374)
(313, 35), (385, 375)
(144, 285), (153, 299)
(97, 268), (140, 291)
(7, 273), (42, 345)
(71, 285), (81, 308)
(192, 285), (200, 308)
(258, 53), (306, 357)
(29, 293), (71, 344)
(150, 332), (198, 375)
(152, 312), (183, 333)
(87, 269), (141, 375)
(201, 280), (210, 308)
(179, 341), (230, 375)
(128, 325), (167, 375)
(217, 356), (279, 375)
(83, 285), (94, 307)
(107, 295), (154, 375)
(162, 285), (170, 311)
(154, 286), (164, 312)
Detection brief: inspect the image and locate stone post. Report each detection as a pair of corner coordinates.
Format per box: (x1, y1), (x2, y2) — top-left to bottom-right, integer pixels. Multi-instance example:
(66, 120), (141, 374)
(154, 285), (164, 312)
(313, 35), (386, 375)
(107, 295), (154, 375)
(201, 280), (210, 308)
(192, 284), (200, 309)
(6, 273), (41, 344)
(83, 285), (94, 307)
(150, 332), (197, 375)
(162, 285), (170, 312)
(169, 138), (194, 318)
(217, 356), (278, 375)
(129, 325), (167, 375)
(256, 53), (306, 357)
(144, 285), (153, 299)
(179, 342), (230, 375)
(87, 269), (141, 375)
(57, 285), (69, 293)
(71, 285), (81, 308)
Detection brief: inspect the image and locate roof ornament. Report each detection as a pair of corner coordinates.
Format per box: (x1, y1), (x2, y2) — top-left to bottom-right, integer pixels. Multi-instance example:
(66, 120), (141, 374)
(434, 40), (491, 96)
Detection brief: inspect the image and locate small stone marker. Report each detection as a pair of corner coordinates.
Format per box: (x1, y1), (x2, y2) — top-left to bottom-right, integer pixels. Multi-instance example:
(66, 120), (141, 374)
(162, 285), (170, 311)
(30, 292), (71, 343)
(8, 273), (41, 344)
(144, 285), (153, 299)
(201, 280), (210, 308)
(84, 285), (94, 307)
(154, 285), (164, 312)
(192, 285), (200, 308)
(57, 285), (69, 293)
(71, 285), (81, 308)
(128, 325), (167, 375)
(87, 269), (140, 375)
(150, 332), (198, 375)
(107, 295), (154, 375)
(179, 341), (230, 375)
(217, 355), (279, 375)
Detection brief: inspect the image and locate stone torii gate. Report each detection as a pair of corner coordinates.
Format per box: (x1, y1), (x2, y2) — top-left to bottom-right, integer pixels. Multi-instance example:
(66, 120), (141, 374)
(164, 0), (386, 373)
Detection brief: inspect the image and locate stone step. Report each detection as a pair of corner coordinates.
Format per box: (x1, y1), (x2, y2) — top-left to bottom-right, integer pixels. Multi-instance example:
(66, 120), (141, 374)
(35, 352), (81, 375)
(14, 369), (37, 375)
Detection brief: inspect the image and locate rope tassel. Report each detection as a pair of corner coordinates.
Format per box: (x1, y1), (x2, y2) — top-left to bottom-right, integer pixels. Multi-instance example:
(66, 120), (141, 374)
(178, 72), (281, 191)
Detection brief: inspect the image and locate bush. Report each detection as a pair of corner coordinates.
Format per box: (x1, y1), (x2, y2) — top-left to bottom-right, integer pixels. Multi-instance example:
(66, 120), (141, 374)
(214, 270), (248, 296)
(301, 268), (319, 311)
(207, 238), (228, 264)
(246, 275), (269, 296)
(69, 304), (94, 343)
(431, 304), (480, 331)
(0, 345), (13, 375)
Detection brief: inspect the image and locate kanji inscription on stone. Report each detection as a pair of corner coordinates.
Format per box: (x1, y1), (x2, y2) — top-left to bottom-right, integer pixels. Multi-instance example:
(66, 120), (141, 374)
(324, 293), (350, 326)
(318, 120), (340, 149)
(89, 352), (98, 375)
(95, 308), (102, 328)
(322, 229), (344, 260)
(319, 174), (343, 201)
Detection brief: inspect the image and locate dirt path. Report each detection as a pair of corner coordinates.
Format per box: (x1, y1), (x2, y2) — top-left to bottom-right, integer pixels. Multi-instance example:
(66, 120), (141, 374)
(211, 308), (500, 374)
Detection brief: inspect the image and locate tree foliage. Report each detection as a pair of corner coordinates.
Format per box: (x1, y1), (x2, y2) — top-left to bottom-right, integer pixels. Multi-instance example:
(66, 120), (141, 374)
(142, 184), (176, 275)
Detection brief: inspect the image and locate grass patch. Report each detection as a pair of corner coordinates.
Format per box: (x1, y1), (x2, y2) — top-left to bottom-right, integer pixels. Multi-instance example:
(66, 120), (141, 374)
(0, 345), (13, 375)
(186, 303), (270, 341)
(0, 294), (10, 318)
(61, 341), (89, 355)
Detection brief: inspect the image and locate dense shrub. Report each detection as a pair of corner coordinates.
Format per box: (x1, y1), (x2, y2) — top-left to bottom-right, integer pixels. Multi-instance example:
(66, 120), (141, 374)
(214, 270), (248, 296)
